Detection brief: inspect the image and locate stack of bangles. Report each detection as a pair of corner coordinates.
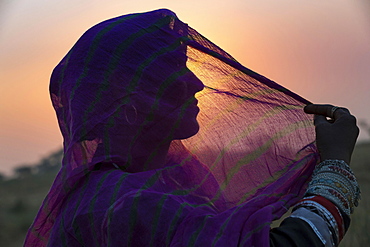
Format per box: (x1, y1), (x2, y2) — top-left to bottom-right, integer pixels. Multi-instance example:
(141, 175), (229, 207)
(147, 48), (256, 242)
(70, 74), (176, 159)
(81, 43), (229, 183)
(291, 160), (361, 246)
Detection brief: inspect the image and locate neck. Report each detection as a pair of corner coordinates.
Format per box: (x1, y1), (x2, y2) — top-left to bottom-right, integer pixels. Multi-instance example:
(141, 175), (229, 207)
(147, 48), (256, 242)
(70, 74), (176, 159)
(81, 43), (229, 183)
(127, 138), (171, 172)
(102, 128), (172, 172)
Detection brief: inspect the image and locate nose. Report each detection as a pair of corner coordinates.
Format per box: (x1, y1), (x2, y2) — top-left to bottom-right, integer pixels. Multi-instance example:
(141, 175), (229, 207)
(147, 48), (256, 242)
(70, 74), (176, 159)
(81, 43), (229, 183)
(194, 76), (204, 93)
(186, 71), (204, 93)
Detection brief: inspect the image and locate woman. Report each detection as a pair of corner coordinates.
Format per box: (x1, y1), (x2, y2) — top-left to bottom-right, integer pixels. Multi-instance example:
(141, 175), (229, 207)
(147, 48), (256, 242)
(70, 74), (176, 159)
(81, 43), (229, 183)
(24, 9), (360, 246)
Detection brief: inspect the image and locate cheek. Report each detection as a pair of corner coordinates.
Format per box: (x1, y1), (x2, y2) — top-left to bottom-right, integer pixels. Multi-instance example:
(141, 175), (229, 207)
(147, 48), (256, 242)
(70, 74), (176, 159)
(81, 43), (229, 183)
(161, 80), (188, 107)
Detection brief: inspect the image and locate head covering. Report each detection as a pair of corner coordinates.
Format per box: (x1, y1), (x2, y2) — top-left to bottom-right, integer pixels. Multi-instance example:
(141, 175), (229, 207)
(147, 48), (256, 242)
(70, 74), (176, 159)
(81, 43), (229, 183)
(25, 9), (318, 246)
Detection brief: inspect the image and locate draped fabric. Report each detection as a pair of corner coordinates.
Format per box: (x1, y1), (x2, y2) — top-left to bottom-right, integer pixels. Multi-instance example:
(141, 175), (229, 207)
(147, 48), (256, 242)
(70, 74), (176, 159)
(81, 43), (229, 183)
(24, 9), (319, 246)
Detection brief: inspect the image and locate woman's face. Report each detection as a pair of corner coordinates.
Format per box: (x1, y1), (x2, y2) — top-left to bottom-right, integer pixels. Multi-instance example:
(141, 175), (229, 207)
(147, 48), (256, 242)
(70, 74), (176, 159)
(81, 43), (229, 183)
(160, 67), (204, 139)
(138, 50), (204, 140)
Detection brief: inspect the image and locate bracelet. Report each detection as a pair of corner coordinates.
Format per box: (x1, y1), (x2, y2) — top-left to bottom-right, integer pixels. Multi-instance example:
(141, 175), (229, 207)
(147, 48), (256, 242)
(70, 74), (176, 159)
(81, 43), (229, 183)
(290, 207), (335, 246)
(306, 159), (361, 216)
(294, 195), (344, 245)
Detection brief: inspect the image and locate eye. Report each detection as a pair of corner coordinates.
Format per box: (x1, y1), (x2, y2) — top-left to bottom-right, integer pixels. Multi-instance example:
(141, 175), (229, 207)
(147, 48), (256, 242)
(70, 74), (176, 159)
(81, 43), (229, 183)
(162, 79), (188, 106)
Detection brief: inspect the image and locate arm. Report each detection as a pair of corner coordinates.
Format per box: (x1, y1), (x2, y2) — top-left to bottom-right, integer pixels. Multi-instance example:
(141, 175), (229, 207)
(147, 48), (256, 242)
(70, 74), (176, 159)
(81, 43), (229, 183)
(271, 104), (360, 247)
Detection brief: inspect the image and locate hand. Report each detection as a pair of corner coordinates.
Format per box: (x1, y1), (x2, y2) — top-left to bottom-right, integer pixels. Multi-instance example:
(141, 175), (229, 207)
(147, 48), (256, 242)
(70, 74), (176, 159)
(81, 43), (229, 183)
(304, 104), (359, 164)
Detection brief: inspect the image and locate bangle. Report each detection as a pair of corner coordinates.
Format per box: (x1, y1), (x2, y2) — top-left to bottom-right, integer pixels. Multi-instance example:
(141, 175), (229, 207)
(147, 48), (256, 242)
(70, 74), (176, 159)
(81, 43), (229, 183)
(306, 159), (361, 216)
(294, 195), (344, 245)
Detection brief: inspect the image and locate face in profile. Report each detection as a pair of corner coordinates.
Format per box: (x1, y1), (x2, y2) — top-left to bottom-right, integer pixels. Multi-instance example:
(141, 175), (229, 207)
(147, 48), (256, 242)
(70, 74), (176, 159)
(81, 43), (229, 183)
(161, 67), (204, 139)
(137, 48), (204, 140)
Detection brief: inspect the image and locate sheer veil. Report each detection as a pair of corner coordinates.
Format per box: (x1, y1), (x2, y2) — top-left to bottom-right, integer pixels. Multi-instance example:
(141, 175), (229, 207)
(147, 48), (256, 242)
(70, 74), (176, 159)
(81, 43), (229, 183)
(25, 9), (318, 246)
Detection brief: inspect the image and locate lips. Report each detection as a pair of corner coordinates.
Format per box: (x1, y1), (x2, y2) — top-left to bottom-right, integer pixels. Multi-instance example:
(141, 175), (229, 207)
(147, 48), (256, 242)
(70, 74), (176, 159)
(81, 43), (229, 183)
(189, 98), (200, 113)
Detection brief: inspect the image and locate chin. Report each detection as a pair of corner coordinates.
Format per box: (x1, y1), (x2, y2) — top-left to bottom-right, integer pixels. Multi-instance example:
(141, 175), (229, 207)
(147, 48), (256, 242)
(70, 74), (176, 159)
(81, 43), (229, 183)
(174, 121), (200, 140)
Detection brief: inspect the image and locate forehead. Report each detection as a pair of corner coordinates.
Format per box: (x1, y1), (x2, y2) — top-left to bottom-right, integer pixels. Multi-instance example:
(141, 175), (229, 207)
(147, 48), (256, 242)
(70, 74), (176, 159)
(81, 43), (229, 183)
(163, 50), (187, 65)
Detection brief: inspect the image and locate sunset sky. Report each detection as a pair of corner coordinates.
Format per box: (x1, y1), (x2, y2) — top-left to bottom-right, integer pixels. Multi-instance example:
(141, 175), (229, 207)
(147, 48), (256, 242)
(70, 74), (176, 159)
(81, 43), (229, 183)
(1, 0), (369, 175)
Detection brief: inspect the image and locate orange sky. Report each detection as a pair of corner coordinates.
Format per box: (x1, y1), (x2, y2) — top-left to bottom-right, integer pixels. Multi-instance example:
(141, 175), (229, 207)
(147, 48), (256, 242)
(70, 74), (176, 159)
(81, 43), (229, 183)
(1, 0), (370, 175)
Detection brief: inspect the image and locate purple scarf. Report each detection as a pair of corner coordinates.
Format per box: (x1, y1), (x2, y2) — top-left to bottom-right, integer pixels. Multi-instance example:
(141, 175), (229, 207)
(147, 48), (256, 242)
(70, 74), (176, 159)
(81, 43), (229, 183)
(24, 9), (318, 246)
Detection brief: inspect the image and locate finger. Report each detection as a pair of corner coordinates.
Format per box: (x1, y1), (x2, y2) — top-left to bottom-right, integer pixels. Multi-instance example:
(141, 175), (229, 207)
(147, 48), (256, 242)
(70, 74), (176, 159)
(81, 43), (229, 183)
(304, 104), (351, 119)
(304, 104), (334, 117)
(333, 107), (350, 119)
(314, 114), (328, 126)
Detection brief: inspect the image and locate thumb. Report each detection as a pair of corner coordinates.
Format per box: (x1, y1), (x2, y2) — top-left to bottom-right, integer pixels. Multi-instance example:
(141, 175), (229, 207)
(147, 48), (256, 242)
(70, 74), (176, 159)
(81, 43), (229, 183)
(314, 114), (328, 127)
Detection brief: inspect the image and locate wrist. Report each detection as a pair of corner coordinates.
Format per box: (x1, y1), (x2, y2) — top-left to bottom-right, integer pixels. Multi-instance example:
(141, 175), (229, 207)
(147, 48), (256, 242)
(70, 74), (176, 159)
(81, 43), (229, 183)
(319, 151), (351, 164)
